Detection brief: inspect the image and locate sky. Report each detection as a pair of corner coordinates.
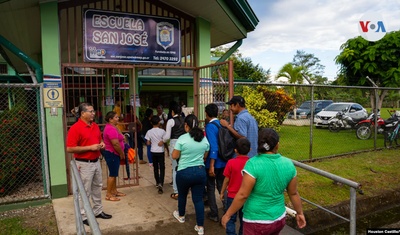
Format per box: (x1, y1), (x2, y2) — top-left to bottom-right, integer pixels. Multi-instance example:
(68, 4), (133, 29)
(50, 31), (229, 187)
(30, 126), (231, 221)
(235, 0), (400, 81)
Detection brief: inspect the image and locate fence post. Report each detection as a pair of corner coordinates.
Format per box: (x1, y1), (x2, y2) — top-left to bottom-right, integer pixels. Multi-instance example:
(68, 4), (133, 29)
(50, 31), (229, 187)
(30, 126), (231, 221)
(309, 85), (314, 160)
(350, 187), (357, 235)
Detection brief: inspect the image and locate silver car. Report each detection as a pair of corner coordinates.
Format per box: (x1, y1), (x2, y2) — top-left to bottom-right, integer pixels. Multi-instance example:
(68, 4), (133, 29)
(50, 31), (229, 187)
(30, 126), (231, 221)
(314, 102), (368, 128)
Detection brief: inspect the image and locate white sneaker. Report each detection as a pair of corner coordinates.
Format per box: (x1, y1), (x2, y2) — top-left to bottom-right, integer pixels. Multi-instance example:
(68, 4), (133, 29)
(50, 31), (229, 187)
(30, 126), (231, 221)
(194, 225), (204, 235)
(173, 210), (185, 223)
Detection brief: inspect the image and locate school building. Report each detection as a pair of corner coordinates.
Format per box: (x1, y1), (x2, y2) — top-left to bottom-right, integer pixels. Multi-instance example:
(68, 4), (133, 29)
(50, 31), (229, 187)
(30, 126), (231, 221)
(0, 0), (259, 200)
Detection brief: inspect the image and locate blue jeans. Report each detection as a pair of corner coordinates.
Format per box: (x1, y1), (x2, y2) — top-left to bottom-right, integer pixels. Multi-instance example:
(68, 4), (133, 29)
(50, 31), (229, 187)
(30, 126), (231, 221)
(226, 196), (243, 235)
(176, 165), (206, 226)
(146, 145), (153, 164)
(206, 167), (225, 217)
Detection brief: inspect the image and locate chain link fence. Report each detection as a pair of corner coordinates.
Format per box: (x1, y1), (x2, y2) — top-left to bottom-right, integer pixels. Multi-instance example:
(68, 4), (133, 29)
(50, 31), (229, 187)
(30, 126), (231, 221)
(0, 84), (50, 205)
(198, 74), (400, 161)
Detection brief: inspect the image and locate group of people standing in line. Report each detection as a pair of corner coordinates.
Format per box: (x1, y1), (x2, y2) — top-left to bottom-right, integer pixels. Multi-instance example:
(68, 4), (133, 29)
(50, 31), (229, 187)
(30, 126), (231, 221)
(66, 96), (306, 234)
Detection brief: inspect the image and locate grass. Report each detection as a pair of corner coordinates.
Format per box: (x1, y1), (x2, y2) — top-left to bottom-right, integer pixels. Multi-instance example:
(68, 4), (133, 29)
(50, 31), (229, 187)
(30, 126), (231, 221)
(278, 118), (400, 211)
(278, 125), (383, 161)
(285, 148), (400, 210)
(0, 217), (40, 235)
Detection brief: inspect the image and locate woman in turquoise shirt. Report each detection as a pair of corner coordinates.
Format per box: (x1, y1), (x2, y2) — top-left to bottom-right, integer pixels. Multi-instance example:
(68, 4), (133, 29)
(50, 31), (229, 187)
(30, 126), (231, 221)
(172, 114), (209, 235)
(221, 128), (306, 234)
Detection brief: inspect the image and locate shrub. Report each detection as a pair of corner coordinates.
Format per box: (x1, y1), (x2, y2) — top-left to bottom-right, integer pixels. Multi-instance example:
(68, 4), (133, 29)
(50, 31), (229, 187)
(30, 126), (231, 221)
(0, 105), (41, 196)
(240, 86), (280, 130)
(256, 86), (296, 125)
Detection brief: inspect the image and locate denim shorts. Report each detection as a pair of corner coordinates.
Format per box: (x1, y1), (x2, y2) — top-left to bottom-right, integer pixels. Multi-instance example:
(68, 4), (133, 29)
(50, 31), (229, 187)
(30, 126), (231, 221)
(103, 150), (120, 177)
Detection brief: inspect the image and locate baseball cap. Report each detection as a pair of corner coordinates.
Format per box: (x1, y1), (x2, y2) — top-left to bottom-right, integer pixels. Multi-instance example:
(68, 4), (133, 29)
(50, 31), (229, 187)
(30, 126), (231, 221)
(226, 96), (245, 105)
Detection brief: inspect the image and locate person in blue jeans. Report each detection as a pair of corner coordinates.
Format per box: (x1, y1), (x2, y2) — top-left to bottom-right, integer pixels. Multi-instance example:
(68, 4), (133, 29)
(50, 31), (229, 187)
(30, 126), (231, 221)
(204, 103), (226, 222)
(172, 114), (210, 235)
(220, 138), (250, 235)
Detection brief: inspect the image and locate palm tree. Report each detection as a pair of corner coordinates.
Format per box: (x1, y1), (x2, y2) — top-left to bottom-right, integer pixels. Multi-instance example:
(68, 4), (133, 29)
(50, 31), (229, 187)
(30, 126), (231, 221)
(276, 63), (304, 84)
(276, 63), (304, 100)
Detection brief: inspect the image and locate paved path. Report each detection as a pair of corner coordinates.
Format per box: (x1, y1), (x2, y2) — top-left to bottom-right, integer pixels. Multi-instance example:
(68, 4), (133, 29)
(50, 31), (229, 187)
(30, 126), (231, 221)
(53, 150), (302, 234)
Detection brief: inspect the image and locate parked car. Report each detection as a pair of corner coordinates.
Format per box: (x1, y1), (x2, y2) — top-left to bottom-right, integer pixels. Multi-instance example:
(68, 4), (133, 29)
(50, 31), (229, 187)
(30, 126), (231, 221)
(288, 100), (333, 119)
(314, 102), (368, 128)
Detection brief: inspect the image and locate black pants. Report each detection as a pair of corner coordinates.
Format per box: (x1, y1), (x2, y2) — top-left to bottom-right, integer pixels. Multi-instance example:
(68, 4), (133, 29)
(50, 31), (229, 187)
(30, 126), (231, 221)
(206, 167), (225, 217)
(152, 152), (165, 186)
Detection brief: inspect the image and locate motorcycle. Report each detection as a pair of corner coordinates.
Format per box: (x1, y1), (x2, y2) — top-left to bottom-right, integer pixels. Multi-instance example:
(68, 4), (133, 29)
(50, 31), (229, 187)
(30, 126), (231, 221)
(328, 110), (366, 132)
(355, 111), (385, 140)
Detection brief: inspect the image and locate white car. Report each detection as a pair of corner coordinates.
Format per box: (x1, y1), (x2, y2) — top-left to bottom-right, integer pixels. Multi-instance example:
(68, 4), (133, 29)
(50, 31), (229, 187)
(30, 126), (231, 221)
(314, 102), (368, 128)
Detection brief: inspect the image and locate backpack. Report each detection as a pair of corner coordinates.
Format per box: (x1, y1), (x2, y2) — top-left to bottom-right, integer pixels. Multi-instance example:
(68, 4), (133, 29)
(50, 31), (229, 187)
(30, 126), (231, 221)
(210, 122), (236, 161)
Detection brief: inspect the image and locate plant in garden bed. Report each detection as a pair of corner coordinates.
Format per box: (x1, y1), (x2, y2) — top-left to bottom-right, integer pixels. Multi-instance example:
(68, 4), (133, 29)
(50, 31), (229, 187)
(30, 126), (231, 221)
(239, 85), (295, 129)
(0, 105), (41, 196)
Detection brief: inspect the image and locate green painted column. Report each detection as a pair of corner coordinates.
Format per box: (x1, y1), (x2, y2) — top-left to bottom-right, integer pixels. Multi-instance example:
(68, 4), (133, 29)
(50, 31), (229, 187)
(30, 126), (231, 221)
(196, 17), (211, 121)
(40, 1), (68, 198)
(196, 17), (211, 67)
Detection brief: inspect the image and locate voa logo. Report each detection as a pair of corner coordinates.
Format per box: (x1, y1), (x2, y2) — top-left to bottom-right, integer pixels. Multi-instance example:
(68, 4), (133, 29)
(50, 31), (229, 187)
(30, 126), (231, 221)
(358, 12), (387, 42)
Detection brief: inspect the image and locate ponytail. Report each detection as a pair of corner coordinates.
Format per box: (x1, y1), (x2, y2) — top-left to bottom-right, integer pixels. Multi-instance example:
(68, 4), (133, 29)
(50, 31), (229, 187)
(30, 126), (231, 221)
(184, 114), (204, 142)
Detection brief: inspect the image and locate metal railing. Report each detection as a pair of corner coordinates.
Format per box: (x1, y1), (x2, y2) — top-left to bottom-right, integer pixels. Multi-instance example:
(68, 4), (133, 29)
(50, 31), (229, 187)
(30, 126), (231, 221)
(70, 160), (101, 235)
(293, 160), (361, 235)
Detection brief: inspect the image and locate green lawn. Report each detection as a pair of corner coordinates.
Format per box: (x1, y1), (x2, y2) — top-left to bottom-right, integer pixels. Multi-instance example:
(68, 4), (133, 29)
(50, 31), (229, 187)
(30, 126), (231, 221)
(278, 125), (385, 161)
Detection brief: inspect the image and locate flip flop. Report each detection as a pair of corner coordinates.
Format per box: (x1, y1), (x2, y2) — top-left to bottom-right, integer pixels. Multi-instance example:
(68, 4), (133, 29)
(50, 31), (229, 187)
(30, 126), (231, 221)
(115, 192), (126, 197)
(105, 196), (120, 201)
(170, 193), (178, 200)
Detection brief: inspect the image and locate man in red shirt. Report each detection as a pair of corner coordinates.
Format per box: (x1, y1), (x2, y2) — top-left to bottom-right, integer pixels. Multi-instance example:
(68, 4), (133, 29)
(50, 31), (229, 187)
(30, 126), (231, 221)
(66, 103), (112, 226)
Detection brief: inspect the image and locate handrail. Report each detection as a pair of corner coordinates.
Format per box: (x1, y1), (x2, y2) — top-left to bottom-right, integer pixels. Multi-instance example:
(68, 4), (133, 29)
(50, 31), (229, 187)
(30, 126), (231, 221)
(292, 160), (361, 235)
(70, 160), (101, 235)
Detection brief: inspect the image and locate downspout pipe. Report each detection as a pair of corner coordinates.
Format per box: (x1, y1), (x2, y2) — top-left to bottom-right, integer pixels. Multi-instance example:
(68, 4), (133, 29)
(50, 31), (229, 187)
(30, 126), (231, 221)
(216, 39), (242, 63)
(0, 34), (43, 83)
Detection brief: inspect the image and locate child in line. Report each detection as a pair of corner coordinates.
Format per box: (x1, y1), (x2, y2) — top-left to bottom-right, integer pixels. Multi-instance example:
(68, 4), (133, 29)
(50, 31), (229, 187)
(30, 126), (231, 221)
(220, 137), (250, 235)
(123, 134), (132, 180)
(144, 116), (166, 194)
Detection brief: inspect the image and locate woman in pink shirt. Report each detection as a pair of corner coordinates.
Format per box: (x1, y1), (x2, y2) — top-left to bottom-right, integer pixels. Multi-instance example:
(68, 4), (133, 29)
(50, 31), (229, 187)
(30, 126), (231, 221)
(103, 111), (127, 201)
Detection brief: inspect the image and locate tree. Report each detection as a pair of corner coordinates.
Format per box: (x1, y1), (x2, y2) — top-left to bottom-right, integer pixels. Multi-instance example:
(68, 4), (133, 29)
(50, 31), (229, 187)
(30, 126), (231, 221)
(276, 63), (305, 101)
(211, 46), (271, 82)
(292, 50), (326, 82)
(335, 31), (400, 109)
(276, 63), (304, 84)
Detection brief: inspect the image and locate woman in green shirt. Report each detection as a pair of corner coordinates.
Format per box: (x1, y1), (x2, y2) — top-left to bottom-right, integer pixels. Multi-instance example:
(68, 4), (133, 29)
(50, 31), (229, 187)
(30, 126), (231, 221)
(221, 128), (306, 234)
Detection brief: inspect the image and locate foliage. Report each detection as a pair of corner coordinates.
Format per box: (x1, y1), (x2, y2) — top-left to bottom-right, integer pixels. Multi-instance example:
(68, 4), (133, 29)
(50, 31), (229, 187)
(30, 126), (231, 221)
(239, 86), (295, 129)
(292, 50), (326, 78)
(0, 105), (41, 196)
(256, 86), (296, 125)
(335, 31), (400, 109)
(335, 31), (400, 87)
(276, 63), (304, 84)
(238, 86), (279, 130)
(233, 57), (270, 82)
(211, 46), (271, 82)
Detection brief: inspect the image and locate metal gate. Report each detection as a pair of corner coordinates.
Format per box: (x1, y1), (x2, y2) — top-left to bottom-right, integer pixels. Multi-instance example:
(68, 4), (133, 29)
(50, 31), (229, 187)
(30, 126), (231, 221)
(62, 64), (141, 192)
(0, 83), (50, 205)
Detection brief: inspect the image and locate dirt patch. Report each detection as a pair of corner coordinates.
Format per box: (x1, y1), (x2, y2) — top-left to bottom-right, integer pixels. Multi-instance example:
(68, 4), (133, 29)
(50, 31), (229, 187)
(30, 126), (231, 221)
(0, 204), (58, 235)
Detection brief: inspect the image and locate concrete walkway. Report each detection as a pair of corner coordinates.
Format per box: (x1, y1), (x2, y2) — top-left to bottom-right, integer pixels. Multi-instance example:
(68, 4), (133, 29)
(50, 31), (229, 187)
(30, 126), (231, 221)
(52, 151), (302, 234)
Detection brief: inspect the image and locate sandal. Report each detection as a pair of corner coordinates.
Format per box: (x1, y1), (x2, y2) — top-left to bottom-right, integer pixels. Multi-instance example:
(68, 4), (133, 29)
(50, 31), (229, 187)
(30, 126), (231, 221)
(105, 196), (120, 201)
(115, 192), (126, 197)
(170, 193), (178, 200)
